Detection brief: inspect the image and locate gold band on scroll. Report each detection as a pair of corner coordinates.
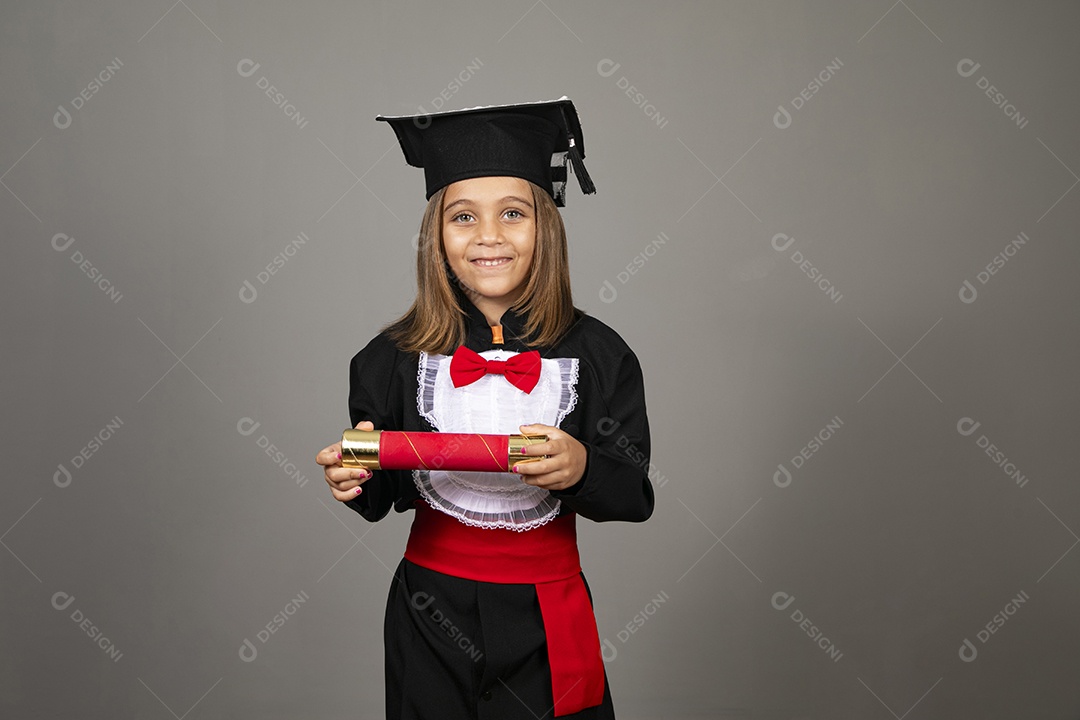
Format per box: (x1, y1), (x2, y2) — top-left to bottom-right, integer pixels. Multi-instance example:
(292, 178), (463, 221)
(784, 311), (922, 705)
(508, 434), (548, 470)
(341, 429), (382, 470)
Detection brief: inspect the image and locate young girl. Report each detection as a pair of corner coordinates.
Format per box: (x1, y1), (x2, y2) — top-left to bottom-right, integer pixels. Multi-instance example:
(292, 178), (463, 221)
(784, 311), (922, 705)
(316, 98), (653, 720)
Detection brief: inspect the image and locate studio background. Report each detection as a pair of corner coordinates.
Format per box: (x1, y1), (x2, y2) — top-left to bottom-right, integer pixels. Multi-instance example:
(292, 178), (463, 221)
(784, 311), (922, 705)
(3, 1), (1078, 718)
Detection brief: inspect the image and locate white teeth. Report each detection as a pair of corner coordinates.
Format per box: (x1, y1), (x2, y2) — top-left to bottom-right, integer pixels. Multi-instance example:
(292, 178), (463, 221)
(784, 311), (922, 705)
(474, 258), (509, 266)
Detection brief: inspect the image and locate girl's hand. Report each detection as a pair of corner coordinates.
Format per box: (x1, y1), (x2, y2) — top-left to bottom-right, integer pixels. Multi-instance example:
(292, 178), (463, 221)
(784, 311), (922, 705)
(513, 423), (586, 492)
(316, 421), (375, 502)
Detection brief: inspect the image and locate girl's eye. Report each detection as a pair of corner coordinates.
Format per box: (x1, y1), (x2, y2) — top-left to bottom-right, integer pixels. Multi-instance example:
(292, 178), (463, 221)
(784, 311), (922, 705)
(504, 209), (522, 219)
(453, 213), (474, 223)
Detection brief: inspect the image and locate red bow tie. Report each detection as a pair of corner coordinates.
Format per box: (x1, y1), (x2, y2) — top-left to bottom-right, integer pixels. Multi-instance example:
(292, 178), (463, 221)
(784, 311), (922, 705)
(449, 346), (542, 394)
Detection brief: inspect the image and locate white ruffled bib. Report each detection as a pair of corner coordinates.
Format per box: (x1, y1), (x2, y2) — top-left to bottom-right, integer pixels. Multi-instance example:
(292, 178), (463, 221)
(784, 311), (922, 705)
(414, 349), (579, 531)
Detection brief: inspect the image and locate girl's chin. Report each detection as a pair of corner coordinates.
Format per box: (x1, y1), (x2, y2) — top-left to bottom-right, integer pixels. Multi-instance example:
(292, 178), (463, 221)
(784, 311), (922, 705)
(463, 286), (526, 306)
(462, 281), (524, 299)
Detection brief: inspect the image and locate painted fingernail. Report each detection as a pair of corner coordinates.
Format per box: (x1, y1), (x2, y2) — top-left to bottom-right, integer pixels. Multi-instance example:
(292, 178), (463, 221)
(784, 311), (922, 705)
(512, 465), (519, 473)
(354, 487), (363, 495)
(337, 452), (342, 460)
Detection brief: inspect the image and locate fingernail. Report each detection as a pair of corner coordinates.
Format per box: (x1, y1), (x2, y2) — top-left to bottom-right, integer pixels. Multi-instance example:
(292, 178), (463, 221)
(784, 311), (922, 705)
(337, 452), (342, 460)
(512, 465), (519, 473)
(354, 487), (363, 495)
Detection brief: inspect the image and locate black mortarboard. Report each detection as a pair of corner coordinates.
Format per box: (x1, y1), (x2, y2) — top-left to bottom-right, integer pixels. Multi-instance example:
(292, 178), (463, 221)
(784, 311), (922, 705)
(376, 97), (595, 207)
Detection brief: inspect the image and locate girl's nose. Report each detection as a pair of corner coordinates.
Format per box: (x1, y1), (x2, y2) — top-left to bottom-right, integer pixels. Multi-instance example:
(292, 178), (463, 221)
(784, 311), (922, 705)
(477, 215), (501, 243)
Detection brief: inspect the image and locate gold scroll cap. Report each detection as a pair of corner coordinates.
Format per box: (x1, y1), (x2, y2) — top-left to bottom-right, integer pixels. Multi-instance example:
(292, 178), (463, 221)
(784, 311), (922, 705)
(507, 434), (548, 469)
(341, 429), (382, 470)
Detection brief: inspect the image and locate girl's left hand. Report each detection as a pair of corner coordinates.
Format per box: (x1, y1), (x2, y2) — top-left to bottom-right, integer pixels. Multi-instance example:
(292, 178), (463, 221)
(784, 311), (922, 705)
(513, 423), (587, 492)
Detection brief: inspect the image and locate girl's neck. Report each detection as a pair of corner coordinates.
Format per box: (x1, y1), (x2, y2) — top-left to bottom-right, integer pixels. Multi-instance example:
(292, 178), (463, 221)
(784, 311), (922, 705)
(474, 299), (509, 327)
(469, 290), (525, 327)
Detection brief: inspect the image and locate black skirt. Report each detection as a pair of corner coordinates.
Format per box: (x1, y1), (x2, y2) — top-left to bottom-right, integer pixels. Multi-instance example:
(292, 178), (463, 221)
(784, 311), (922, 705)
(383, 558), (616, 720)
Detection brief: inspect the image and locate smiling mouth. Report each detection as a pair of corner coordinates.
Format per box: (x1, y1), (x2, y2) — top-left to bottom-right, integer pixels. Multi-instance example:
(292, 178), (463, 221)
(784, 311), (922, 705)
(471, 257), (512, 267)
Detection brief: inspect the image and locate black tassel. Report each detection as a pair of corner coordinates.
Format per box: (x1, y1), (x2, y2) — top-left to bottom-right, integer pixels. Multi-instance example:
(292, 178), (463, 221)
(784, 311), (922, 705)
(566, 135), (596, 196)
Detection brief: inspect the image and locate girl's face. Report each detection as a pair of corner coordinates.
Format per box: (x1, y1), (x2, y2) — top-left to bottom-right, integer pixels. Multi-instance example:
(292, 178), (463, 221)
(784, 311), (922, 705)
(441, 175), (536, 320)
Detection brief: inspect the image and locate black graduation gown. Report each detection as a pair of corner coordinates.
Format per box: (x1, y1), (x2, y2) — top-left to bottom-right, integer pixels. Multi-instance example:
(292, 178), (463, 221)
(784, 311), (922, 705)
(344, 298), (654, 720)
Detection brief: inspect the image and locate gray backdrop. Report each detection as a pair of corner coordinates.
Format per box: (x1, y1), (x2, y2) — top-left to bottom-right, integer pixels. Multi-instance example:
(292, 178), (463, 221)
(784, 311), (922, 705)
(3, 1), (1078, 718)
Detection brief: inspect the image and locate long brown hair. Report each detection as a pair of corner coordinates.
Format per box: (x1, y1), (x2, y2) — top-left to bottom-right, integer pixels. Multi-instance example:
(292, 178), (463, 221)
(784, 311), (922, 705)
(384, 180), (578, 354)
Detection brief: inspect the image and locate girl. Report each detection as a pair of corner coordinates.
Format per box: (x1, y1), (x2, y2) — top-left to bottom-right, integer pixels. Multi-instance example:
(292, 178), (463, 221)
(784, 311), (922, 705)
(316, 98), (653, 720)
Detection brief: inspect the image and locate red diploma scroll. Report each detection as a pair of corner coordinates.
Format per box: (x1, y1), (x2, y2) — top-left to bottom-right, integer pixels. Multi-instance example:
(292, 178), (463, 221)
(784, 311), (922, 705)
(340, 430), (546, 472)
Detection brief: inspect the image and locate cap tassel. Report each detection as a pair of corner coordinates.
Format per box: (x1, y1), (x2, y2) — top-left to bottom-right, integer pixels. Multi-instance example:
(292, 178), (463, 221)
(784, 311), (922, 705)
(566, 136), (595, 196)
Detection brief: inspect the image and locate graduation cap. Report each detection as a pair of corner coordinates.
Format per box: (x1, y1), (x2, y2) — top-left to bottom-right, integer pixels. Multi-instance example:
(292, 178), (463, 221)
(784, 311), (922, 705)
(376, 97), (595, 207)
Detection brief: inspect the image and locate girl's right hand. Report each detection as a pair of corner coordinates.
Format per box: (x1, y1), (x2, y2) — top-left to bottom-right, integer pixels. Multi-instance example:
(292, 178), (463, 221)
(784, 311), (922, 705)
(316, 420), (375, 502)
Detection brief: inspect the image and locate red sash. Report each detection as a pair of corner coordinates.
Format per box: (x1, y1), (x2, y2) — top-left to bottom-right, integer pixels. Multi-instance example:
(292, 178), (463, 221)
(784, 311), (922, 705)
(404, 504), (605, 716)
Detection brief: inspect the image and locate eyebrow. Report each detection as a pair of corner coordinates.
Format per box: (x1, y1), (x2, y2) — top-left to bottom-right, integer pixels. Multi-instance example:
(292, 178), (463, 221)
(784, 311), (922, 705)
(443, 195), (534, 214)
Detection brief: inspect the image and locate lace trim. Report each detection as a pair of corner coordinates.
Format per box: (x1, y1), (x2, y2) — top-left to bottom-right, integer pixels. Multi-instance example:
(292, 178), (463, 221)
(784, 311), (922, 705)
(414, 470), (561, 532)
(416, 351), (441, 428)
(554, 357), (579, 428)
(447, 471), (541, 494)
